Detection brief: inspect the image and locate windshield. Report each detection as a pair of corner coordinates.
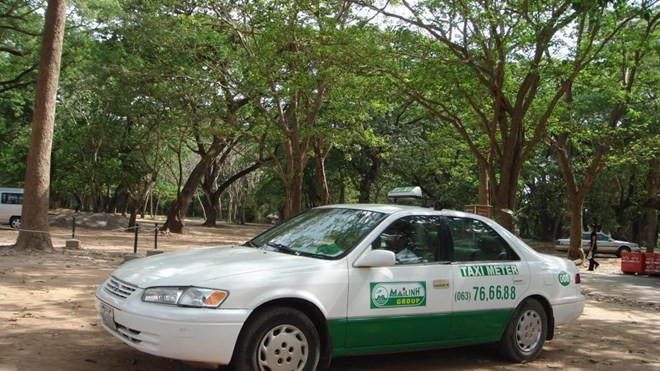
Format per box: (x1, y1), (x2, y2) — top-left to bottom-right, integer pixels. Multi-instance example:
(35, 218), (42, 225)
(248, 207), (386, 259)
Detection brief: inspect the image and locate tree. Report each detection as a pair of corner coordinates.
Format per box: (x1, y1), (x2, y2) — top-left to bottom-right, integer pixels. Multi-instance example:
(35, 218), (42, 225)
(14, 0), (67, 251)
(217, 0), (365, 218)
(358, 0), (646, 232)
(549, 6), (658, 260)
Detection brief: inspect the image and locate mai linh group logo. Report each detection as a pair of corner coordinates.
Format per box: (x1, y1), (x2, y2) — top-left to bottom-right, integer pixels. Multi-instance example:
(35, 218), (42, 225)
(370, 282), (427, 309)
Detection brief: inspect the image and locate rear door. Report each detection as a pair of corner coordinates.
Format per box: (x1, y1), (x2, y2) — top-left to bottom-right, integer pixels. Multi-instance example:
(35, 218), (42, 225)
(446, 216), (530, 343)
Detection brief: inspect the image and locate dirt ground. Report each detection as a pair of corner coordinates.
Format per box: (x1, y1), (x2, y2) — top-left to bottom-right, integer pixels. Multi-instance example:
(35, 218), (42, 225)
(0, 212), (658, 371)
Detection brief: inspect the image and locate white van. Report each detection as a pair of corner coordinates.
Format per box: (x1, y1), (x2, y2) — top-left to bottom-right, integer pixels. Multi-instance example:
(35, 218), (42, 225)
(0, 188), (23, 229)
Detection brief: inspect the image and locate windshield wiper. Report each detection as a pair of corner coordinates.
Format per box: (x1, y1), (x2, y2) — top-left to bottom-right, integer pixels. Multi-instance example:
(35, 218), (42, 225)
(265, 242), (298, 255)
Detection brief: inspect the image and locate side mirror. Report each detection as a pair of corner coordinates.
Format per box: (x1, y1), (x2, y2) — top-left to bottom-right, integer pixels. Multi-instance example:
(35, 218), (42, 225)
(354, 249), (396, 267)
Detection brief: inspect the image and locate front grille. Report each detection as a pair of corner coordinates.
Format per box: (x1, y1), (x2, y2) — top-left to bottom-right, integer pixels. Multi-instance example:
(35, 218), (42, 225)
(103, 276), (137, 299)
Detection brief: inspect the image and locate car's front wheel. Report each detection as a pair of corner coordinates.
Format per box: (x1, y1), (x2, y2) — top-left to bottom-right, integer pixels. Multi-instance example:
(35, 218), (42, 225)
(499, 298), (547, 362)
(233, 306), (320, 371)
(9, 216), (21, 229)
(616, 246), (631, 258)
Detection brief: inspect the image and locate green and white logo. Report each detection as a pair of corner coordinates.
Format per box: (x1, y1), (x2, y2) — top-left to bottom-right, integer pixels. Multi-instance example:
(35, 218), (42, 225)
(370, 282), (427, 309)
(558, 271), (571, 286)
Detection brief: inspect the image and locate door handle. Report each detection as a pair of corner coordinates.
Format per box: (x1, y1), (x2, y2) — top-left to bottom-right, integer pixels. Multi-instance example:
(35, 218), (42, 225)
(433, 279), (450, 289)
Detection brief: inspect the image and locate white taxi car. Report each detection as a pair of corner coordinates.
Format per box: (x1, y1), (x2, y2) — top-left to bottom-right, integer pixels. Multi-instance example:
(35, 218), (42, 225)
(96, 204), (584, 370)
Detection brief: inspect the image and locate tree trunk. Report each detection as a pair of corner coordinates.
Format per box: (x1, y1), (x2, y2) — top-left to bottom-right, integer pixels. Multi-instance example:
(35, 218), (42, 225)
(200, 156), (221, 227)
(313, 139), (331, 205)
(126, 179), (156, 229)
(128, 209), (138, 230)
(538, 206), (554, 241)
(283, 173), (305, 219)
(202, 160), (266, 227)
(281, 138), (308, 219)
(356, 150), (380, 203)
(315, 154), (330, 205)
(646, 160), (659, 253)
(567, 203), (586, 262)
(492, 171), (518, 232)
(552, 132), (594, 263)
(162, 137), (225, 233)
(200, 192), (218, 227)
(478, 161), (490, 206)
(14, 0), (67, 252)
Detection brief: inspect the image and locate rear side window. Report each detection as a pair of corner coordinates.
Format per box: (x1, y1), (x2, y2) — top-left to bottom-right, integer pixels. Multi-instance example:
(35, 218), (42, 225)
(1, 193), (23, 205)
(445, 217), (519, 262)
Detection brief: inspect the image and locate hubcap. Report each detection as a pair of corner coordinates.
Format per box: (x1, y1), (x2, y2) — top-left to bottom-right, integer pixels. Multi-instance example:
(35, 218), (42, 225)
(257, 324), (308, 371)
(515, 309), (542, 352)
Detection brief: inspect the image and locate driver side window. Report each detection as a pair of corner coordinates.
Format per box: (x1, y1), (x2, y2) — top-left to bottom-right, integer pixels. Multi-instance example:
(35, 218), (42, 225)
(373, 216), (444, 265)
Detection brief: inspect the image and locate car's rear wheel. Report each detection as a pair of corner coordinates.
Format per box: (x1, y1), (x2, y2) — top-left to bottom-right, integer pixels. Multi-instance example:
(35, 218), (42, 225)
(616, 246), (631, 258)
(499, 298), (547, 362)
(9, 216), (21, 229)
(233, 306), (320, 371)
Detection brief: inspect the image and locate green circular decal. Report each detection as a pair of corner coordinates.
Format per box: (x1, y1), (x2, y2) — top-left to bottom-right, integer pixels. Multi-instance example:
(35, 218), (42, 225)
(372, 285), (389, 307)
(558, 271), (571, 286)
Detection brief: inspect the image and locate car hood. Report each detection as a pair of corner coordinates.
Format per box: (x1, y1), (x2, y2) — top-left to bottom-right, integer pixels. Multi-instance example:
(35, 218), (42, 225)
(113, 245), (325, 288)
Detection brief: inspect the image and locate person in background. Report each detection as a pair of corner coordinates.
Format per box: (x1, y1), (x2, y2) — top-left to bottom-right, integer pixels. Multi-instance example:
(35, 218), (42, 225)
(587, 223), (600, 271)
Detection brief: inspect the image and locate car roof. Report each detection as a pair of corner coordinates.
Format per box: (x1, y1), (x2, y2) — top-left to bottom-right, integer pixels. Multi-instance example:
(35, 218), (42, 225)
(316, 203), (483, 220)
(318, 203), (427, 214)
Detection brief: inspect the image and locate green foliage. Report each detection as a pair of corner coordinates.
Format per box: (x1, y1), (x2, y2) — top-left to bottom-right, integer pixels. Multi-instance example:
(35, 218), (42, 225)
(0, 0), (655, 246)
(0, 1), (44, 186)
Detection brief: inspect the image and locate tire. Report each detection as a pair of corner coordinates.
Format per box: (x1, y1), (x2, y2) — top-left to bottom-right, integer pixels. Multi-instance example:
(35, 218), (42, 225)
(499, 298), (547, 362)
(616, 246), (631, 258)
(9, 217), (21, 229)
(233, 306), (320, 371)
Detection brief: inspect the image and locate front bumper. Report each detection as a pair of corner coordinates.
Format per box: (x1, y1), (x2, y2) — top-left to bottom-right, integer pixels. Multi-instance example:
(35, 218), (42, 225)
(95, 284), (250, 365)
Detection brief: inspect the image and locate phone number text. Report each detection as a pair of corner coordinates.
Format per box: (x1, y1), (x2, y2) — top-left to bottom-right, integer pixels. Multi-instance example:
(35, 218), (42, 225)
(454, 286), (517, 302)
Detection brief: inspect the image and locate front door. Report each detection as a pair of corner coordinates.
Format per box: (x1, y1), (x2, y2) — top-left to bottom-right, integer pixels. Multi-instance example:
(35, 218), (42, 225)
(344, 215), (454, 353)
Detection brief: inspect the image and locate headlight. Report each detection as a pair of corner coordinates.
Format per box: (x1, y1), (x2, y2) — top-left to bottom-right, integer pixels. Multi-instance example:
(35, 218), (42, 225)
(142, 287), (229, 308)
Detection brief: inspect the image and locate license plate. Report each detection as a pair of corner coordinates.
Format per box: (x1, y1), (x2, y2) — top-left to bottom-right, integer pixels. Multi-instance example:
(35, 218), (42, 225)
(100, 303), (117, 331)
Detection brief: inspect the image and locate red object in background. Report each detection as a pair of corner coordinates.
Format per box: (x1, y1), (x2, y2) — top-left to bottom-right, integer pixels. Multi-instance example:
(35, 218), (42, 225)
(643, 253), (660, 275)
(621, 252), (645, 274)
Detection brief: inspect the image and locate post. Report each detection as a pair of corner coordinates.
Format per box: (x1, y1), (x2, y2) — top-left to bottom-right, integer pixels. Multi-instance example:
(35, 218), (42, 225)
(133, 224), (139, 254)
(65, 216), (81, 250)
(145, 222), (164, 257)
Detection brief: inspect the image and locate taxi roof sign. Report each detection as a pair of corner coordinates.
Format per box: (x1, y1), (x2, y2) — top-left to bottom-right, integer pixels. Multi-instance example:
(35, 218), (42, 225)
(387, 186), (423, 201)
